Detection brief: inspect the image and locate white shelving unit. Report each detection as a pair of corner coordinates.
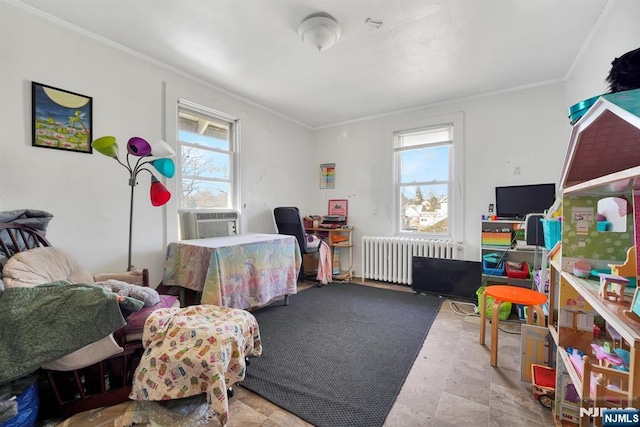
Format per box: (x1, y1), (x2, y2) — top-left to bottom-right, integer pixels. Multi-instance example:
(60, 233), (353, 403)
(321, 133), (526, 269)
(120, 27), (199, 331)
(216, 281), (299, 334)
(480, 219), (546, 289)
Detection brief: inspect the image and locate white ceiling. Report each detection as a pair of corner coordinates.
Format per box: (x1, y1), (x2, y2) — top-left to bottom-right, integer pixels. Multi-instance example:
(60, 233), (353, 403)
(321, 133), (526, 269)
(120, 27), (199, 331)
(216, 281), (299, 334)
(16, 0), (611, 128)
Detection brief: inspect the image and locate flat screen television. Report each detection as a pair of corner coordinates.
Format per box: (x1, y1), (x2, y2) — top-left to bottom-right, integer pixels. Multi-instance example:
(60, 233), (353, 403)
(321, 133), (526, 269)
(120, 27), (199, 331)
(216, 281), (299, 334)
(411, 257), (482, 301)
(495, 183), (556, 219)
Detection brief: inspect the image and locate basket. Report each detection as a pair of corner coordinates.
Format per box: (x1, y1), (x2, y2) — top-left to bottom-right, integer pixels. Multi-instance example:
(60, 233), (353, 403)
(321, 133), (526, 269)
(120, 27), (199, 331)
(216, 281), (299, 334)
(506, 261), (530, 279)
(482, 253), (505, 276)
(476, 286), (512, 320)
(481, 231), (512, 247)
(540, 219), (561, 250)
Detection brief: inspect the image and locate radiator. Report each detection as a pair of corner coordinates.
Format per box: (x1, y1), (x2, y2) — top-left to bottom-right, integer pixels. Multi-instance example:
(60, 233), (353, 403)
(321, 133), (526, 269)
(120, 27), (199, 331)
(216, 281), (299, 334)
(361, 236), (460, 285)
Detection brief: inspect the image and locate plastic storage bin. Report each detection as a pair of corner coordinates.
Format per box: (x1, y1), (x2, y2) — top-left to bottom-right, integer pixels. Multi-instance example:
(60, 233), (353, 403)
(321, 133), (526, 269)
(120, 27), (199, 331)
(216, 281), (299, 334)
(482, 253), (505, 276)
(540, 219), (561, 250)
(476, 286), (512, 320)
(506, 261), (530, 279)
(481, 231), (512, 247)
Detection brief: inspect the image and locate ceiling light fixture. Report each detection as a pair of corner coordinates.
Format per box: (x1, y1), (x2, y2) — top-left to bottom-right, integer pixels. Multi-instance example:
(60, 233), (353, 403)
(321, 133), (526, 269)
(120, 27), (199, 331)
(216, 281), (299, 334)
(298, 12), (341, 52)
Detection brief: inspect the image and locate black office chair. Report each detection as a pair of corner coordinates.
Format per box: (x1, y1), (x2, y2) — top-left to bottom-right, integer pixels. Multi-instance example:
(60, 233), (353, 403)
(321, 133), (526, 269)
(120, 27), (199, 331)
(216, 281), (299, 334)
(273, 207), (323, 285)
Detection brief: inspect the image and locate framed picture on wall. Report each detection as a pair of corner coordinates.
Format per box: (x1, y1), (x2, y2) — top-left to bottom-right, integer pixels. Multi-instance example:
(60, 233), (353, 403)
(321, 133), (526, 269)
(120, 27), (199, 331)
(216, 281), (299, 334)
(32, 81), (93, 154)
(328, 199), (348, 216)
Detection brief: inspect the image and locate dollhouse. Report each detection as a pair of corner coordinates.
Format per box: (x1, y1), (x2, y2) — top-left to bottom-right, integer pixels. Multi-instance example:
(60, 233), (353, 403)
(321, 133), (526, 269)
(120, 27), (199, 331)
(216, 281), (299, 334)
(547, 88), (640, 426)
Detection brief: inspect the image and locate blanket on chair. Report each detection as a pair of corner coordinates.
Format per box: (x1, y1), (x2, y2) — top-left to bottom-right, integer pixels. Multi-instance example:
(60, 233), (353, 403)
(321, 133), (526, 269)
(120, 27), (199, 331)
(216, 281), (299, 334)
(130, 305), (262, 426)
(0, 281), (141, 384)
(94, 279), (160, 306)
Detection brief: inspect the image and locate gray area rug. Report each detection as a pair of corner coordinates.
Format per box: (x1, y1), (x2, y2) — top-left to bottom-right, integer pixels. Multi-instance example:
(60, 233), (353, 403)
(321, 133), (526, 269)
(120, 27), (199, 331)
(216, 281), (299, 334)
(241, 283), (443, 427)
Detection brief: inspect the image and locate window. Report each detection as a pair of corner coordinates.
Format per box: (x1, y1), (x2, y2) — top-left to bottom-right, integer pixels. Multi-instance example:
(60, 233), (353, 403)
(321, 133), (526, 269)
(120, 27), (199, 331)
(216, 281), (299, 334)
(177, 101), (238, 210)
(393, 113), (463, 238)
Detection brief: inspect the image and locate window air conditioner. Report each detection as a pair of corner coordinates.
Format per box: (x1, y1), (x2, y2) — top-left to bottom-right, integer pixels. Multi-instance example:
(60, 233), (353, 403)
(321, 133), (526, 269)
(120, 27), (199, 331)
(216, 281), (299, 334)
(179, 211), (239, 239)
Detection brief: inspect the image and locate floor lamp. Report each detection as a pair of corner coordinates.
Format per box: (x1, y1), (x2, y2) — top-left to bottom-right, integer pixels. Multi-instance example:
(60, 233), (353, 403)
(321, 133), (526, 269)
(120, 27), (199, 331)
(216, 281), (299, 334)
(92, 135), (175, 271)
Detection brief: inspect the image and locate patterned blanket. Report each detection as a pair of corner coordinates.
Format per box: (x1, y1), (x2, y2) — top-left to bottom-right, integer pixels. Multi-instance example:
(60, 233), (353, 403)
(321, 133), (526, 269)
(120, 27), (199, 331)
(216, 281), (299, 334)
(0, 282), (138, 385)
(130, 305), (262, 426)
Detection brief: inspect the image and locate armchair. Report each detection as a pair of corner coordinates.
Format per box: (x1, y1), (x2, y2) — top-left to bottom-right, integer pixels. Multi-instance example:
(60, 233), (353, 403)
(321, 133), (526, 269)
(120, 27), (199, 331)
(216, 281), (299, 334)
(273, 207), (323, 284)
(0, 223), (178, 416)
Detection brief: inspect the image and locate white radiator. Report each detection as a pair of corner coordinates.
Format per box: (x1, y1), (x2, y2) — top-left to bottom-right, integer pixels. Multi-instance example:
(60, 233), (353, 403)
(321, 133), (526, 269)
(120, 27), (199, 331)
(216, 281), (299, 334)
(361, 236), (461, 285)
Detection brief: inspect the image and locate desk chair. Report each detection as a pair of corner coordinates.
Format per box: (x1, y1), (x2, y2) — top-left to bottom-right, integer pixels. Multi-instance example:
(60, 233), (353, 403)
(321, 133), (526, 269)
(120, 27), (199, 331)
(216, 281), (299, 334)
(273, 207), (322, 283)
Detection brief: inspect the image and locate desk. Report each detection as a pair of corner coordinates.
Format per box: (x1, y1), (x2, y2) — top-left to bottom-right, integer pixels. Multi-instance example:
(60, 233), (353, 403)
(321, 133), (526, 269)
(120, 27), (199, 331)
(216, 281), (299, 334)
(479, 285), (547, 366)
(162, 233), (301, 309)
(305, 226), (354, 280)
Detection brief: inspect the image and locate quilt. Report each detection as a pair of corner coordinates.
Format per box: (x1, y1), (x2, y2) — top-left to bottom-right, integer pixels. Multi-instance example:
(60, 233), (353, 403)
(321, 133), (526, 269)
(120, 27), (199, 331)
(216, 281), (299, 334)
(0, 282), (139, 384)
(129, 305), (262, 426)
(162, 233), (300, 309)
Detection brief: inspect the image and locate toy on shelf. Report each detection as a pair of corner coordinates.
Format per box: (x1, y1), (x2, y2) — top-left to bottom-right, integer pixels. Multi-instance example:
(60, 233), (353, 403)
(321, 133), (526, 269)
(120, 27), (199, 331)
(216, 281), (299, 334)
(606, 323), (625, 349)
(591, 342), (627, 370)
(598, 273), (629, 302)
(572, 259), (592, 279)
(531, 364), (556, 409)
(608, 245), (637, 287)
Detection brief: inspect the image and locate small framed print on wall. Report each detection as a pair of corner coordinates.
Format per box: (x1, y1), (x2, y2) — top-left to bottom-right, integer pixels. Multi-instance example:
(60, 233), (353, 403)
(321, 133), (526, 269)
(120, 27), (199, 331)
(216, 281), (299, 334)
(328, 199), (348, 216)
(320, 163), (335, 189)
(32, 81), (93, 154)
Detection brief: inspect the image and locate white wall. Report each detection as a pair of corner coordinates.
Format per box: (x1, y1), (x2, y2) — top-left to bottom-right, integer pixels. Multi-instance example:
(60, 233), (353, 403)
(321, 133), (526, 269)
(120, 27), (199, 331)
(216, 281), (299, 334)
(313, 84), (569, 273)
(0, 4), (314, 286)
(566, 0), (640, 106)
(1, 1), (637, 285)
(312, 0), (640, 277)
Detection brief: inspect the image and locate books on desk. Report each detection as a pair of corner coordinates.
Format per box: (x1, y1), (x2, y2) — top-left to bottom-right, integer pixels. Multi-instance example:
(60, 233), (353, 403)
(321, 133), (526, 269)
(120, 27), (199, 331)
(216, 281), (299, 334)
(319, 223), (341, 228)
(321, 215), (347, 228)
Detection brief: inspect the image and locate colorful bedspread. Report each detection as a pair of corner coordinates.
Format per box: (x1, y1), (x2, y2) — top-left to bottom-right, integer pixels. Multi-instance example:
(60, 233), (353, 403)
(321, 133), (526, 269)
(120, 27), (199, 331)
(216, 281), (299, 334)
(162, 233), (301, 309)
(129, 305), (262, 426)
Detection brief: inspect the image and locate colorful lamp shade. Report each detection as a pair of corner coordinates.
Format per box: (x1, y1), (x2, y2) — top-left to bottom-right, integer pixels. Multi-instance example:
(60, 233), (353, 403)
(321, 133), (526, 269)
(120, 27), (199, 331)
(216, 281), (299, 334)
(150, 139), (176, 157)
(152, 158), (175, 178)
(91, 134), (174, 270)
(92, 136), (119, 158)
(127, 137), (152, 156)
(150, 175), (171, 206)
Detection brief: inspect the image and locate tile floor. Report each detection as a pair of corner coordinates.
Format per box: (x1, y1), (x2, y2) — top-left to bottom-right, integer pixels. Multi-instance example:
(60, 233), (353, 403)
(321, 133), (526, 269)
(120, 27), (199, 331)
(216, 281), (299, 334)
(222, 280), (555, 427)
(50, 280), (555, 426)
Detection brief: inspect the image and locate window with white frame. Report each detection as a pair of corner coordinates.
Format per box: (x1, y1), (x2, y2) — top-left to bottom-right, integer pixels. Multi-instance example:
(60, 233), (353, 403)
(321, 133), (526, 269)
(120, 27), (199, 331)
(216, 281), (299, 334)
(177, 101), (238, 210)
(394, 118), (462, 237)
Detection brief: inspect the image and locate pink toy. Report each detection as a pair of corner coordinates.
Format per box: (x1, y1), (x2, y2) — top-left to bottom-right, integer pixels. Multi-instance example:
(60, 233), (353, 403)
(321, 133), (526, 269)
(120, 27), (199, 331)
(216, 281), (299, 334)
(591, 343), (626, 369)
(573, 259), (592, 278)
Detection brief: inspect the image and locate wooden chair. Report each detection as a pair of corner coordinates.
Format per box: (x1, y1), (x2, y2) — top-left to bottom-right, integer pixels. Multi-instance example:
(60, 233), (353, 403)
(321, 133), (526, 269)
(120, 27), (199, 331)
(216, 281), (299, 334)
(608, 245), (636, 279)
